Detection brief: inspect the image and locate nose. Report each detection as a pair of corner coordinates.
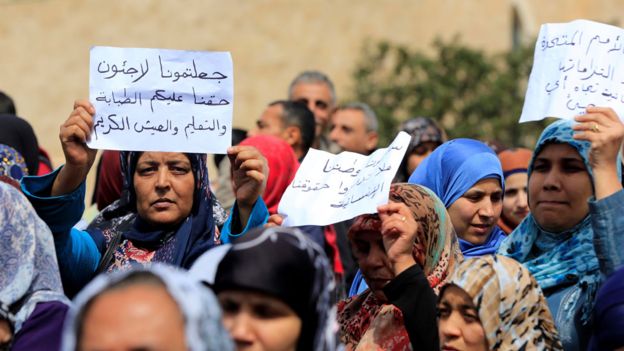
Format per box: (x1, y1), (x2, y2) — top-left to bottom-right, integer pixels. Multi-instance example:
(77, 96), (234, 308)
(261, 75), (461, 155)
(225, 312), (256, 345)
(478, 198), (494, 219)
(439, 312), (462, 341)
(365, 243), (387, 269)
(155, 167), (170, 192)
(516, 188), (528, 209)
(329, 126), (339, 143)
(247, 128), (257, 137)
(542, 169), (561, 191)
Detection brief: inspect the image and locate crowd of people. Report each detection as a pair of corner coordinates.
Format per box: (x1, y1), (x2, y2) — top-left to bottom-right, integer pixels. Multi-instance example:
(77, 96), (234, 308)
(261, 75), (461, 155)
(1, 66), (623, 351)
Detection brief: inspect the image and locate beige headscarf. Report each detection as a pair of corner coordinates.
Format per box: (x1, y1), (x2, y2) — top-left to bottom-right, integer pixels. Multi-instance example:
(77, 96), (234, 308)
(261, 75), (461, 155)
(447, 255), (562, 350)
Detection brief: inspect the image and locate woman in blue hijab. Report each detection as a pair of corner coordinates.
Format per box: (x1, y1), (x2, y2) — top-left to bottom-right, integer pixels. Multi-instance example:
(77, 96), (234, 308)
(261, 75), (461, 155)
(408, 138), (506, 257)
(498, 107), (624, 351)
(350, 138), (505, 296)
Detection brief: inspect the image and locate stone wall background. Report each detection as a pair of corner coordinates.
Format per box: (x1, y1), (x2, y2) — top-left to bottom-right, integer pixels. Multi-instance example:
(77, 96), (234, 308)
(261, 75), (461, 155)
(1, 0), (622, 189)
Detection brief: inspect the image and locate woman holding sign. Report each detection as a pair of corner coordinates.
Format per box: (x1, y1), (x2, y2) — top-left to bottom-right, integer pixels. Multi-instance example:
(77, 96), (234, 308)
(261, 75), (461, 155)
(338, 183), (462, 350)
(498, 107), (624, 350)
(20, 100), (269, 297)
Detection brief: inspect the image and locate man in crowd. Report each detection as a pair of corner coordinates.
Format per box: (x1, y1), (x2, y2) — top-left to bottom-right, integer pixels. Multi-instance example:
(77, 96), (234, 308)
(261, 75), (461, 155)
(288, 70), (339, 153)
(329, 102), (379, 155)
(248, 100), (315, 161)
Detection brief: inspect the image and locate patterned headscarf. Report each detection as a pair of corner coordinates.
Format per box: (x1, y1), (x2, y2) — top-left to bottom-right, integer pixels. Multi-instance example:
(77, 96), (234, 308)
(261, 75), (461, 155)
(396, 117), (447, 182)
(0, 182), (70, 333)
(61, 264), (233, 351)
(337, 183), (462, 350)
(191, 226), (338, 351)
(498, 119), (621, 323)
(86, 152), (224, 273)
(0, 144), (28, 189)
(445, 255), (562, 350)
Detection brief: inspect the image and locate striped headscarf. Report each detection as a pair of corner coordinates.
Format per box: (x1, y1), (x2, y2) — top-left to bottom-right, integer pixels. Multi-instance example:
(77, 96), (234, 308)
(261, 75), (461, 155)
(445, 255), (562, 350)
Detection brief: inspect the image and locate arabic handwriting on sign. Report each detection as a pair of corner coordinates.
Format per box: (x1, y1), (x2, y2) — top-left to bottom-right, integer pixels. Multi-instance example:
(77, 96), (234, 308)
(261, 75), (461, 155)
(322, 159), (356, 174)
(96, 59), (150, 83)
(192, 87), (230, 106)
(183, 116), (228, 139)
(93, 114), (131, 139)
(291, 179), (330, 192)
(158, 56), (228, 82)
(329, 183), (383, 209)
(149, 89), (184, 112)
(585, 34), (612, 55)
(95, 89), (143, 107)
(132, 119), (178, 136)
(540, 30), (582, 51)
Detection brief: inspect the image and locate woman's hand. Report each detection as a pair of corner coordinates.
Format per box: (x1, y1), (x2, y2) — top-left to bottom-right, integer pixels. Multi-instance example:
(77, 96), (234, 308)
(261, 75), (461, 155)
(378, 202), (418, 276)
(51, 100), (98, 196)
(573, 106), (624, 199)
(265, 214), (284, 228)
(228, 145), (268, 231)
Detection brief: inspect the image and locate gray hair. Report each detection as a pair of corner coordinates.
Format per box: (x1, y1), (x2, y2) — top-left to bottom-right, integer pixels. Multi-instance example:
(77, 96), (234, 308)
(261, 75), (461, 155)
(288, 70), (336, 104)
(335, 102), (379, 132)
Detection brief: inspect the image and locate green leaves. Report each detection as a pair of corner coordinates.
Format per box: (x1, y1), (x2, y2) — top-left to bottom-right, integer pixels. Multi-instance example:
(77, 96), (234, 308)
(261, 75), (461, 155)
(351, 38), (548, 148)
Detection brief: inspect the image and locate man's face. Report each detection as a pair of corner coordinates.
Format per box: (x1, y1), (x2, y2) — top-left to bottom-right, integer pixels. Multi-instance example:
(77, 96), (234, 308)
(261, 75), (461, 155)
(290, 82), (333, 139)
(329, 109), (377, 154)
(248, 104), (285, 138)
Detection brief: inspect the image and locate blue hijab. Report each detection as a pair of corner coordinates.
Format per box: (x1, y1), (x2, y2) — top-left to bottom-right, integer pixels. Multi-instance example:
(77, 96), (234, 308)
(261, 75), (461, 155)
(497, 119), (619, 323)
(408, 138), (505, 256)
(87, 152), (218, 271)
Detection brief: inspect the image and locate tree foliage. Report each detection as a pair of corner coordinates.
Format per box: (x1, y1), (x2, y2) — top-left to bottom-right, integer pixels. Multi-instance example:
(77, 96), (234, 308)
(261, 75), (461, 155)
(351, 38), (550, 148)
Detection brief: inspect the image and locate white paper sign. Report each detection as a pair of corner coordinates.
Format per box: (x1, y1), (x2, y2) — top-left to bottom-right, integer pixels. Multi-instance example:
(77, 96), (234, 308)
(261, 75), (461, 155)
(520, 19), (624, 123)
(88, 46), (233, 153)
(278, 132), (410, 226)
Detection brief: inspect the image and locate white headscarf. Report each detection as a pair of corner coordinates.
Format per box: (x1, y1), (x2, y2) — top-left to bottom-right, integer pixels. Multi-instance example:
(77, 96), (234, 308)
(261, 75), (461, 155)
(61, 263), (234, 351)
(0, 182), (70, 332)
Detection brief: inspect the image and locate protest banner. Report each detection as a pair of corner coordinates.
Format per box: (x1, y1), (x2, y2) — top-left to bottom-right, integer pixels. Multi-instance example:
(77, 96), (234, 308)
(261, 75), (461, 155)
(88, 46), (233, 153)
(520, 19), (624, 123)
(278, 132), (410, 226)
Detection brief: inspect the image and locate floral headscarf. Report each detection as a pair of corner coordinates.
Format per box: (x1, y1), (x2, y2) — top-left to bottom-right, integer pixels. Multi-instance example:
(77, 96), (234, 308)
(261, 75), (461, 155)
(497, 119), (621, 323)
(0, 182), (70, 334)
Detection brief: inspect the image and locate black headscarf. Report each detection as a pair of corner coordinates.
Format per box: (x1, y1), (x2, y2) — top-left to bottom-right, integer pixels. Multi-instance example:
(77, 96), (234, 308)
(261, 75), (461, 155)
(0, 114), (40, 174)
(207, 227), (338, 351)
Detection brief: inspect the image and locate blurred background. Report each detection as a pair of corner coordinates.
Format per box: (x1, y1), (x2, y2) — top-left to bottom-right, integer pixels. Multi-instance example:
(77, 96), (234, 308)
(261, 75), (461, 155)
(2, 0), (623, 172)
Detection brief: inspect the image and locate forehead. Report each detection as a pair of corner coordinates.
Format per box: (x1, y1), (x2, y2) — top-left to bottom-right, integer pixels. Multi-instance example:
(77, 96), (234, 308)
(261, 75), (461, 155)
(467, 178), (502, 192)
(137, 152), (191, 164)
(332, 109), (366, 126)
(260, 105), (284, 122)
(535, 143), (582, 161)
(440, 284), (475, 307)
(291, 82), (332, 101)
(351, 229), (381, 242)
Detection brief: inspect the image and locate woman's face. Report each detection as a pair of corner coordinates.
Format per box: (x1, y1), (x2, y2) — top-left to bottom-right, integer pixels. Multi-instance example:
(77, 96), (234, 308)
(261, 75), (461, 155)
(528, 143), (593, 233)
(219, 290), (302, 351)
(350, 229), (394, 301)
(79, 284), (187, 351)
(437, 285), (488, 351)
(133, 152), (195, 227)
(447, 178), (503, 244)
(502, 172), (529, 228)
(406, 141), (440, 175)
